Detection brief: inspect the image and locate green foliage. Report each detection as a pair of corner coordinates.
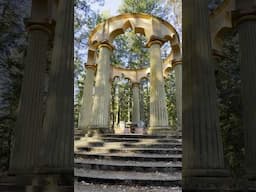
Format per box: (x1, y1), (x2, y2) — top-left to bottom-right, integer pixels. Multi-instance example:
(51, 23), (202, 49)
(119, 0), (158, 13)
(215, 31), (244, 176)
(111, 30), (149, 69)
(165, 71), (177, 128)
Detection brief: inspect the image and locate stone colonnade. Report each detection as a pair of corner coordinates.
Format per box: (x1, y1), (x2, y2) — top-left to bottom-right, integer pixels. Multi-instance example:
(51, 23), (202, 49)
(9, 6), (54, 172)
(9, 0), (74, 188)
(182, 0), (228, 190)
(78, 64), (96, 132)
(147, 39), (170, 134)
(81, 39), (181, 136)
(87, 42), (114, 135)
(81, 13), (182, 135)
(232, 2), (256, 189)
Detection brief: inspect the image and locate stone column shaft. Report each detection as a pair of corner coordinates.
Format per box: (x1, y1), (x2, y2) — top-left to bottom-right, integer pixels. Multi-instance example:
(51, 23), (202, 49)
(39, 0), (74, 173)
(173, 62), (182, 131)
(78, 65), (95, 133)
(182, 0), (227, 190)
(114, 84), (120, 127)
(9, 20), (53, 173)
(234, 8), (256, 184)
(148, 40), (169, 134)
(139, 85), (145, 122)
(88, 42), (113, 135)
(132, 83), (140, 124)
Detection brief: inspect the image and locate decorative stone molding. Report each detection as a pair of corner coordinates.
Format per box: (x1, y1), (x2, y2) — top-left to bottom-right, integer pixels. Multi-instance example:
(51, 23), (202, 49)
(97, 41), (115, 51)
(25, 19), (56, 38)
(84, 63), (97, 71)
(146, 37), (165, 48)
(171, 59), (182, 69)
(232, 8), (256, 27)
(88, 13), (181, 62)
(209, 0), (235, 51)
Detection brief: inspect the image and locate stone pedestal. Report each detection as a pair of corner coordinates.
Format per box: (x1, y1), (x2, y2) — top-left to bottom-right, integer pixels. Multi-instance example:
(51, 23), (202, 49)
(182, 0), (228, 190)
(173, 61), (182, 131)
(78, 65), (95, 133)
(147, 39), (170, 135)
(88, 42), (114, 135)
(132, 82), (140, 125)
(233, 7), (256, 190)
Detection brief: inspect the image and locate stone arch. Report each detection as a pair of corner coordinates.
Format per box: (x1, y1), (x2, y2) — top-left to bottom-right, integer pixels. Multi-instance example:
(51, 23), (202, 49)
(213, 27), (234, 51)
(88, 13), (181, 61)
(210, 0), (235, 50)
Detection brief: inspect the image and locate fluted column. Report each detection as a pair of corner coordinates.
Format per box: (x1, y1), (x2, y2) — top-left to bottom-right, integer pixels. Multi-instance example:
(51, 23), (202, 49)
(114, 82), (120, 127)
(233, 6), (256, 189)
(88, 42), (114, 135)
(78, 64), (96, 133)
(39, 0), (74, 174)
(132, 82), (140, 124)
(139, 84), (145, 122)
(147, 39), (170, 134)
(183, 0), (227, 190)
(9, 4), (54, 173)
(173, 60), (182, 131)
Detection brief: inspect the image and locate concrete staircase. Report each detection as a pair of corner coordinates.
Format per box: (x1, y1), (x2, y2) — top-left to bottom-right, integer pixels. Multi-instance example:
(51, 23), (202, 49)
(74, 131), (182, 190)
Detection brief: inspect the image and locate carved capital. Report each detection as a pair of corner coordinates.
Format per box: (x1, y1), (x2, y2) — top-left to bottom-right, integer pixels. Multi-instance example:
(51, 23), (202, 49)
(146, 36), (165, 48)
(97, 40), (115, 51)
(171, 59), (182, 68)
(24, 18), (56, 40)
(132, 82), (140, 88)
(232, 8), (256, 27)
(84, 63), (97, 71)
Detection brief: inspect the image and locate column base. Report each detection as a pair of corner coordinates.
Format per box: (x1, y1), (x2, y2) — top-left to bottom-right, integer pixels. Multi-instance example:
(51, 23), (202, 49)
(1, 172), (73, 191)
(182, 168), (246, 191)
(87, 126), (113, 137)
(78, 125), (88, 135)
(247, 171), (256, 192)
(248, 180), (256, 192)
(147, 126), (173, 135)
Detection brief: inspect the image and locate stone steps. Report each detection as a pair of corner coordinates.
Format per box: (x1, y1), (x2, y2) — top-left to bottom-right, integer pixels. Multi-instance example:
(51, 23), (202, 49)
(75, 168), (181, 186)
(78, 141), (182, 148)
(75, 152), (182, 162)
(103, 134), (182, 139)
(76, 146), (182, 154)
(74, 128), (84, 140)
(123, 142), (182, 148)
(101, 137), (182, 143)
(74, 133), (182, 187)
(75, 158), (182, 172)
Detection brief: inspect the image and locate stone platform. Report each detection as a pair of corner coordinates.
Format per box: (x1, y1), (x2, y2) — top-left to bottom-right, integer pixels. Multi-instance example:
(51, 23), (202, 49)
(74, 133), (182, 189)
